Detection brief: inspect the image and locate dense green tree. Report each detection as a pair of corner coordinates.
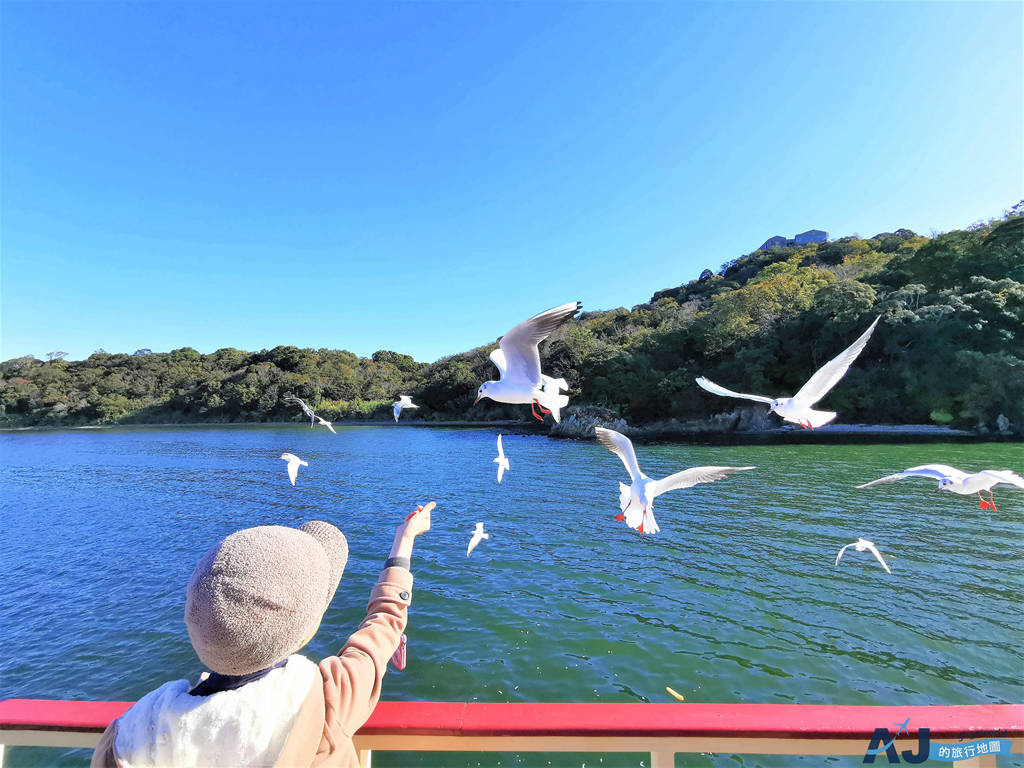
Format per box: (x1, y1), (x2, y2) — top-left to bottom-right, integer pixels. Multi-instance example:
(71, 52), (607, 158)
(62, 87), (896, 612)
(3, 212), (1021, 432)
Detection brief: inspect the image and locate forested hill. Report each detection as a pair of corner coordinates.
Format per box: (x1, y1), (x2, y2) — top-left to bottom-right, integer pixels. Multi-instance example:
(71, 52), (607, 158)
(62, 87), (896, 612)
(3, 213), (1022, 434)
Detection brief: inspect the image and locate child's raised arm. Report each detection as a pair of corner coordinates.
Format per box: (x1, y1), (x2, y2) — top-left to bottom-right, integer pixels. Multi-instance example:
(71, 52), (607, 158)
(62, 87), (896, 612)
(317, 503), (433, 744)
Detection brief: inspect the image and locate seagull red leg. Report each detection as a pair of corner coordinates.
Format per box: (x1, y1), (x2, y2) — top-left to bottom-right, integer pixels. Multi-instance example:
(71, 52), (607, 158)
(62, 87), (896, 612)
(978, 491), (991, 510)
(989, 491), (997, 512)
(530, 401), (544, 421)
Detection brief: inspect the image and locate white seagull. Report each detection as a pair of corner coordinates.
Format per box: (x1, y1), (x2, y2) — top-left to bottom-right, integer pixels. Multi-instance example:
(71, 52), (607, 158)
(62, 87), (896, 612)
(286, 396), (336, 433)
(835, 538), (891, 574)
(314, 414), (336, 434)
(286, 396), (317, 427)
(474, 302), (581, 423)
(393, 395), (419, 423)
(494, 434), (510, 484)
(857, 464), (1024, 511)
(278, 452), (308, 486)
(467, 522), (489, 556)
(594, 427), (755, 535)
(695, 316), (881, 429)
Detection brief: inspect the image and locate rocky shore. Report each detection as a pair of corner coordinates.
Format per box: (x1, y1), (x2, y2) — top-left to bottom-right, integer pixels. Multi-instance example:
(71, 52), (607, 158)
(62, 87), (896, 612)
(547, 405), (995, 443)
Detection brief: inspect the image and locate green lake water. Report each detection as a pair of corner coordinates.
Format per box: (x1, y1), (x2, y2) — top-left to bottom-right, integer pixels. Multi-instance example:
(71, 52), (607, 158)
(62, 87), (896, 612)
(1, 427), (1021, 766)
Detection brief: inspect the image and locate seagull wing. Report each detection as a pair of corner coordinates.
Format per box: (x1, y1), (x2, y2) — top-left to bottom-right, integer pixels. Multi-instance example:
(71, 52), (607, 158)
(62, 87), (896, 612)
(488, 348), (508, 379)
(289, 397), (315, 418)
(393, 402), (401, 422)
(857, 464), (965, 488)
(498, 302), (581, 386)
(651, 466), (756, 497)
(855, 473), (905, 489)
(467, 525), (485, 556)
(835, 542), (853, 566)
(792, 316), (880, 407)
(864, 542), (892, 574)
(594, 427), (641, 482)
(325, 421), (337, 434)
(496, 433), (504, 460)
(695, 377), (773, 405)
(286, 459), (299, 486)
(979, 470), (1024, 489)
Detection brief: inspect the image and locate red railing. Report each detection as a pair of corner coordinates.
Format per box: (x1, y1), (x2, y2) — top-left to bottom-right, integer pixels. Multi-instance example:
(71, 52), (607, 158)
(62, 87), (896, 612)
(1, 699), (1022, 767)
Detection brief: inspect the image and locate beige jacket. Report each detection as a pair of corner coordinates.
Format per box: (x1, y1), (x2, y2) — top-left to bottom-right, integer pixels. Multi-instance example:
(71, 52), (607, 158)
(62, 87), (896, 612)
(92, 566), (413, 768)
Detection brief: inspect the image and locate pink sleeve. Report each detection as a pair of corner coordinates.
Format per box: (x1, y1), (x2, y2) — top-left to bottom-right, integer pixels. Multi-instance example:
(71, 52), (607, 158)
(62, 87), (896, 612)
(319, 567), (413, 737)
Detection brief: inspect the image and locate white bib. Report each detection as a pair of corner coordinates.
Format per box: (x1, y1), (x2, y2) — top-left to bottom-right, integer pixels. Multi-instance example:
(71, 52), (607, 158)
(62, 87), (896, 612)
(114, 654), (319, 768)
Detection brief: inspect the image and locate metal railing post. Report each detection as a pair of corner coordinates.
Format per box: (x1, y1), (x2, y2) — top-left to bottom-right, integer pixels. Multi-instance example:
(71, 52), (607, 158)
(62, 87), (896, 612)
(650, 748), (674, 767)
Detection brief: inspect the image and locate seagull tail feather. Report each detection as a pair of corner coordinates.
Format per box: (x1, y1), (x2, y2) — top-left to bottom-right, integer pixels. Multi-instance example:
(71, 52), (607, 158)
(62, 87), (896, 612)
(541, 392), (570, 423)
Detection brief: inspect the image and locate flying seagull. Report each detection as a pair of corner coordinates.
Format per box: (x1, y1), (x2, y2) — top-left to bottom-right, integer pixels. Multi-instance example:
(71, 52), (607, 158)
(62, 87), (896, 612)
(835, 538), (891, 574)
(695, 316), (881, 429)
(393, 395), (419, 423)
(467, 522), (490, 556)
(857, 464), (1024, 510)
(286, 396), (335, 433)
(286, 396), (317, 427)
(494, 433), (510, 484)
(474, 302), (581, 422)
(594, 427), (755, 535)
(278, 452), (308, 486)
(314, 414), (336, 434)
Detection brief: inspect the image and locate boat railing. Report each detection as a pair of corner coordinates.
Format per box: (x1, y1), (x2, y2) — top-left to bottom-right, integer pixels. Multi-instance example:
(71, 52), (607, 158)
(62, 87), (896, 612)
(1, 699), (1021, 767)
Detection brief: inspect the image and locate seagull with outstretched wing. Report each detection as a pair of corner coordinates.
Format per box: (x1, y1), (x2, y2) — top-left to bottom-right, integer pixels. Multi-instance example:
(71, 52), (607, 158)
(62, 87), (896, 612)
(393, 395), (419, 423)
(286, 396), (335, 434)
(278, 452), (308, 486)
(474, 302), (580, 422)
(286, 396), (317, 427)
(696, 316), (880, 429)
(467, 522), (490, 556)
(314, 414), (336, 434)
(858, 464), (1024, 510)
(493, 434), (510, 484)
(594, 427), (755, 535)
(835, 538), (891, 574)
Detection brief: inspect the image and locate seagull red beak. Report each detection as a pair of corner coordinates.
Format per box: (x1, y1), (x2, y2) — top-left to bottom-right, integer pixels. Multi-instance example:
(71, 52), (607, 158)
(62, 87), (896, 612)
(474, 396), (482, 405)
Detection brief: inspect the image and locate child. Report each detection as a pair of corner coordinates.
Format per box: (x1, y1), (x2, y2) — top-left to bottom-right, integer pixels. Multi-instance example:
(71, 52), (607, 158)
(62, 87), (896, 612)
(91, 502), (433, 767)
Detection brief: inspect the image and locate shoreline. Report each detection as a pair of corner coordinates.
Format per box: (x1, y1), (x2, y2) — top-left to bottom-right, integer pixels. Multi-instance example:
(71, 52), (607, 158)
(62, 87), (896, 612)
(1, 420), (1017, 443)
(0, 418), (529, 432)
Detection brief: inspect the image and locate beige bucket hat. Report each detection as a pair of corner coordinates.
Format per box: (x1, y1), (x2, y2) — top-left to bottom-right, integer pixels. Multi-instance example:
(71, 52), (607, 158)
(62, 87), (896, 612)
(185, 521), (348, 675)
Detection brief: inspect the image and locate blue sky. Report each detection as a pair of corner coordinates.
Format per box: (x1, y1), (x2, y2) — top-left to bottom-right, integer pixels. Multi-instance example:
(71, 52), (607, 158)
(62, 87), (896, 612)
(2, 1), (1021, 363)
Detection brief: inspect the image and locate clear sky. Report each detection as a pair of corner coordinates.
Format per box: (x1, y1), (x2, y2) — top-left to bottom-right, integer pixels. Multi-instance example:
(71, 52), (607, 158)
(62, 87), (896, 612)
(2, 1), (1021, 363)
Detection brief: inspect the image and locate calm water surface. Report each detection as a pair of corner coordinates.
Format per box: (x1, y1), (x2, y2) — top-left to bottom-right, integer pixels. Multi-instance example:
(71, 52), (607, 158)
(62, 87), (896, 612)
(1, 427), (1022, 767)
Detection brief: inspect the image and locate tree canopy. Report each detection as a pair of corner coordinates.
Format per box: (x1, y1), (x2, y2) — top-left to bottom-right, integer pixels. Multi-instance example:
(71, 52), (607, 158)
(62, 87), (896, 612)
(3, 211), (1021, 433)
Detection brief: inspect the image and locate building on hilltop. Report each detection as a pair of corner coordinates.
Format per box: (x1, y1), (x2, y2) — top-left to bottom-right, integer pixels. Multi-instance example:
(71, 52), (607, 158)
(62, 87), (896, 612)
(757, 235), (788, 250)
(794, 229), (828, 244)
(756, 229), (829, 251)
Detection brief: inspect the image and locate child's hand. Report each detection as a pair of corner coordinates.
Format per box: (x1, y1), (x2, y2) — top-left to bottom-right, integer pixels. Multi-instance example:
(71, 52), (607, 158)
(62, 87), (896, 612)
(398, 502), (434, 539)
